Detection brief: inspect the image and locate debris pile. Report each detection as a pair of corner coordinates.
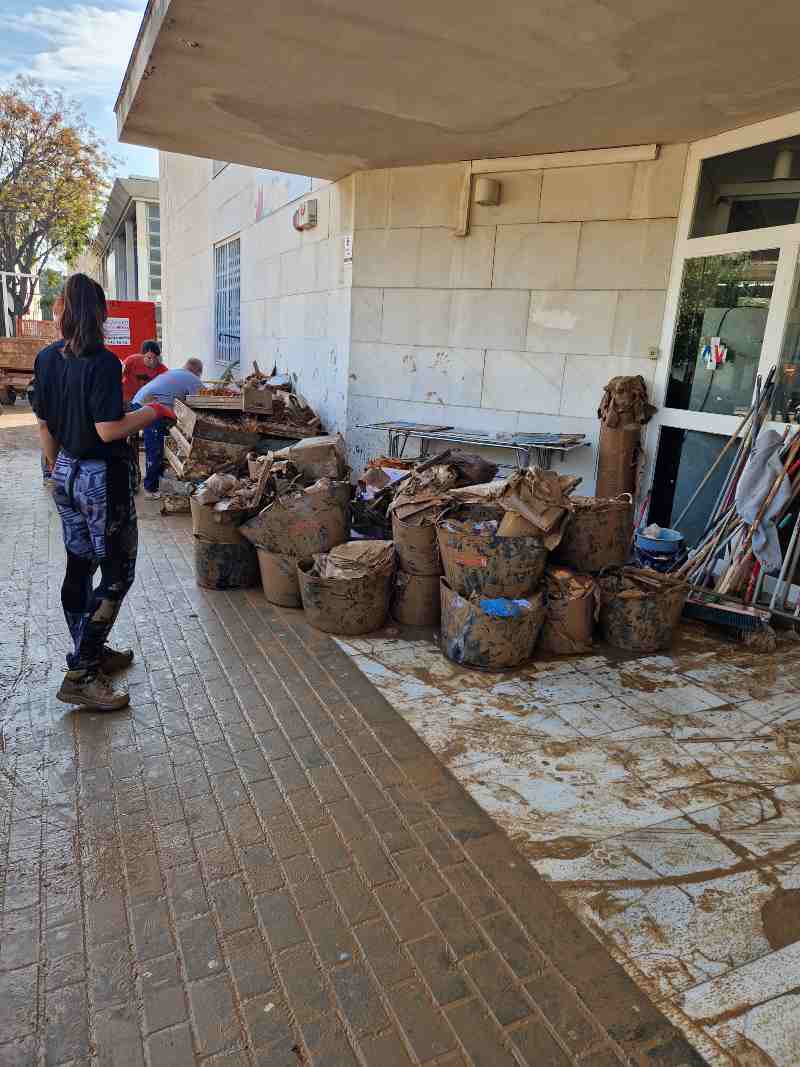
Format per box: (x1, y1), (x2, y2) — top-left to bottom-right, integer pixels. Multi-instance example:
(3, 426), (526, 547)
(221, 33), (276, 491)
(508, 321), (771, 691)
(166, 366), (324, 483)
(235, 436), (351, 604)
(176, 368), (708, 659)
(171, 366), (337, 592)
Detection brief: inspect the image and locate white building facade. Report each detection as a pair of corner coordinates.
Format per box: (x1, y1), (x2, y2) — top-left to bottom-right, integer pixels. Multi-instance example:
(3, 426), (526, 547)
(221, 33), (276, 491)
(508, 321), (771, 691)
(125, 0), (800, 521)
(160, 146), (687, 491)
(94, 177), (162, 337)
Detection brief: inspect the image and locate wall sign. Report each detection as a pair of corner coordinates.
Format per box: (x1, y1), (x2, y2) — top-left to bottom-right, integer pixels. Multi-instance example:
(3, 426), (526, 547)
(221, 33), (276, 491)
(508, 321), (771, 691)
(104, 316), (131, 347)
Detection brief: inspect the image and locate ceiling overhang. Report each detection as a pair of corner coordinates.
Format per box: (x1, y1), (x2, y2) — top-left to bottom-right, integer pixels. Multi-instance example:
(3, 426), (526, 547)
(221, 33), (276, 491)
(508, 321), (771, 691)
(117, 0), (800, 180)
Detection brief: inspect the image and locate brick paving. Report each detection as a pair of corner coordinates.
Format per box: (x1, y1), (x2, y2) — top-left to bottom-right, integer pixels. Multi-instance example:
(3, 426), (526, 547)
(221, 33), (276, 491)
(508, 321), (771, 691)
(0, 425), (706, 1066)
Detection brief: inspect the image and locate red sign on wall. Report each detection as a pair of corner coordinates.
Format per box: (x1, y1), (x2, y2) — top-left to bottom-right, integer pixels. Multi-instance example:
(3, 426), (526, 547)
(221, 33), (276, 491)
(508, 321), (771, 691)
(103, 300), (158, 361)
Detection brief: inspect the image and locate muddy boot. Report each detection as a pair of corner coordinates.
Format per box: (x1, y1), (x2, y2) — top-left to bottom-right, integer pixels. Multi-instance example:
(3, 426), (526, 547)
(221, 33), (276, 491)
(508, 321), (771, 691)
(100, 645), (135, 673)
(56, 671), (130, 711)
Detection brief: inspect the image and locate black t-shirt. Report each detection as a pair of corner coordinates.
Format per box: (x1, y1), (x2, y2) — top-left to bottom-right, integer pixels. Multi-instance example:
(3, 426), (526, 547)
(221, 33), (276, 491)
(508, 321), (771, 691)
(33, 341), (128, 460)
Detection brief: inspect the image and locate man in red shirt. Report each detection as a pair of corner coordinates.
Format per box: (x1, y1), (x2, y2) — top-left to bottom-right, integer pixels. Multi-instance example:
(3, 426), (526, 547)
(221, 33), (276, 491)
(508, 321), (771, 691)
(121, 340), (166, 406)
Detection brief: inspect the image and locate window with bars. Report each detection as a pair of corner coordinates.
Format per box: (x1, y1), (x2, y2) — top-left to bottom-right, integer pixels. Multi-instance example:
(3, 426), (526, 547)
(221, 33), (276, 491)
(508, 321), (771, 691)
(214, 236), (240, 364)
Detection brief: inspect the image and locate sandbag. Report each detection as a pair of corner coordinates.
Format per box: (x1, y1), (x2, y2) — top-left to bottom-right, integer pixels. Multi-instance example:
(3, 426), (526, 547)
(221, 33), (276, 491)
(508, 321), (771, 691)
(392, 512), (441, 575)
(257, 549), (301, 607)
(392, 572), (440, 626)
(440, 579), (546, 670)
(240, 478), (350, 556)
(539, 566), (598, 655)
(598, 567), (688, 652)
(297, 556), (392, 635)
(554, 495), (633, 572)
(437, 506), (547, 598)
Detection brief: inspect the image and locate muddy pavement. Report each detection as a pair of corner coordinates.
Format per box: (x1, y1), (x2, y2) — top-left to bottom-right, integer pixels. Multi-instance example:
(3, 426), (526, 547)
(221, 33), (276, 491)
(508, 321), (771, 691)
(0, 426), (704, 1066)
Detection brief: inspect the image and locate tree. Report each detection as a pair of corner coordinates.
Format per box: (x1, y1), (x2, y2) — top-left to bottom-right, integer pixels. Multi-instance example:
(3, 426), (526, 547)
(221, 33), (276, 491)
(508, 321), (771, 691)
(0, 77), (112, 335)
(39, 268), (65, 321)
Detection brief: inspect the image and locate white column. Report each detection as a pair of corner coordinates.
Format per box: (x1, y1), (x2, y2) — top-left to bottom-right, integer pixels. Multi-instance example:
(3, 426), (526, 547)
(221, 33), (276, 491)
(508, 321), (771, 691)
(124, 216), (137, 299)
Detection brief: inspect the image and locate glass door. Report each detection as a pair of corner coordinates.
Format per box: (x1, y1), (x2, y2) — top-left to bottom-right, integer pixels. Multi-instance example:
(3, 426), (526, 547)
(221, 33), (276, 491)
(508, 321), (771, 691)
(665, 248), (779, 418)
(649, 241), (799, 538)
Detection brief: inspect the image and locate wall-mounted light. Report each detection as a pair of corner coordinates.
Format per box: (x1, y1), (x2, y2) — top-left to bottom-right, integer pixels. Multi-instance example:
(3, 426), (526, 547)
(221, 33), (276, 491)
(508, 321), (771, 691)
(473, 177), (501, 206)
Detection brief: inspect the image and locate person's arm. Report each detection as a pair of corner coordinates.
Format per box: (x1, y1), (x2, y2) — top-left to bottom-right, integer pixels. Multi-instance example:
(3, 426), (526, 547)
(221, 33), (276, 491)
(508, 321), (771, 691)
(95, 403), (174, 443)
(91, 356), (173, 443)
(37, 418), (59, 467)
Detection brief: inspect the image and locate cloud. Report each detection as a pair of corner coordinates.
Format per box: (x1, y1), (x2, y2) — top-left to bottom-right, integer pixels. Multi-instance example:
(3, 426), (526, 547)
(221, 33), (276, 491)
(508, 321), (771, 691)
(4, 3), (143, 99)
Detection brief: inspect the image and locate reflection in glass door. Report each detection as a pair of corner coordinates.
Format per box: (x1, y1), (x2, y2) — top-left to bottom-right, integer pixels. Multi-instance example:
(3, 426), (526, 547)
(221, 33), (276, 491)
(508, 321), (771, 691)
(665, 249), (779, 416)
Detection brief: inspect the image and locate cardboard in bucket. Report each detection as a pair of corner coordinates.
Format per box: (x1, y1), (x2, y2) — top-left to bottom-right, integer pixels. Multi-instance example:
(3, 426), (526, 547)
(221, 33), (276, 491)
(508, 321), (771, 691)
(297, 540), (395, 635)
(240, 478), (350, 557)
(256, 548), (301, 607)
(190, 496), (245, 544)
(447, 467), (580, 550)
(598, 567), (688, 652)
(436, 506), (547, 598)
(539, 566), (599, 655)
(439, 579), (546, 669)
(392, 572), (440, 626)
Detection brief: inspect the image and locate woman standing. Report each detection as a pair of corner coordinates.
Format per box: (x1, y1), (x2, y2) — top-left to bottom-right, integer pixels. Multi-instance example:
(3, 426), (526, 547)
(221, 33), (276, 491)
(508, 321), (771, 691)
(33, 274), (174, 710)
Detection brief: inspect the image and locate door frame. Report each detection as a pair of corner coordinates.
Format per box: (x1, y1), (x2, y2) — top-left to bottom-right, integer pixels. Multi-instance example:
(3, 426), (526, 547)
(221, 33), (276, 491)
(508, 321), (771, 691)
(646, 110), (800, 506)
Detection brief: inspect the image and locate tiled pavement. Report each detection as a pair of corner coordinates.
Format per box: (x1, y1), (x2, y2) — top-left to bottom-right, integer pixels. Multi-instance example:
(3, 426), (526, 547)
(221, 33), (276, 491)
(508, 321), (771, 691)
(0, 426), (705, 1066)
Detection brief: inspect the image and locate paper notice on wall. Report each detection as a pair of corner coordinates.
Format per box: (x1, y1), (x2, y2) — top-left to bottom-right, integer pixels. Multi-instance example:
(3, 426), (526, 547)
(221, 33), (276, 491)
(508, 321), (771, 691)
(104, 317), (131, 347)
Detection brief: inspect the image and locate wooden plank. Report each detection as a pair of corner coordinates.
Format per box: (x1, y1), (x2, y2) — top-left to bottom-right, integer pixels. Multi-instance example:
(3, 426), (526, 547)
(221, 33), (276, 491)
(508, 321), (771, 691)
(169, 425), (192, 457)
(164, 441), (189, 478)
(184, 390), (272, 414)
(174, 398), (198, 439)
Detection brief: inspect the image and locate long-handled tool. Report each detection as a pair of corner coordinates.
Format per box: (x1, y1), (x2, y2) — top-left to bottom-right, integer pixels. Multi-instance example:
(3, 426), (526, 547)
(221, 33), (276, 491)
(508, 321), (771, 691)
(674, 369), (775, 529)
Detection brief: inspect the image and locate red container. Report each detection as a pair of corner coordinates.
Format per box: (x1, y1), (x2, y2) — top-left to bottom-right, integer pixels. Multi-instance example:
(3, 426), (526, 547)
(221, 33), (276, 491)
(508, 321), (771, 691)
(103, 300), (158, 360)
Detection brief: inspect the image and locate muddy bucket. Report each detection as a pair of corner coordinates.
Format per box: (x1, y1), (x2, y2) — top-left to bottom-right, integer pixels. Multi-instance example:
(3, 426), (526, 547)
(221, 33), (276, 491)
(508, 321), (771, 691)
(240, 478), (350, 557)
(392, 512), (441, 575)
(598, 567), (688, 652)
(539, 566), (599, 656)
(194, 536), (260, 590)
(436, 507), (547, 598)
(555, 494), (633, 572)
(256, 548), (301, 607)
(440, 578), (546, 670)
(297, 558), (393, 636)
(391, 572), (440, 626)
(190, 496), (244, 544)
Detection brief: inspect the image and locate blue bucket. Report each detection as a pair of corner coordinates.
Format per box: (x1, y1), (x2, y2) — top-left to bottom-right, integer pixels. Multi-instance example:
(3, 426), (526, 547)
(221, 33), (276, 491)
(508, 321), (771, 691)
(635, 528), (683, 555)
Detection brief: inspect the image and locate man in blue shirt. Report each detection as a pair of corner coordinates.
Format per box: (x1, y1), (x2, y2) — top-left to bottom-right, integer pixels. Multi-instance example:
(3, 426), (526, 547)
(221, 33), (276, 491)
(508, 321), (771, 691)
(133, 358), (204, 497)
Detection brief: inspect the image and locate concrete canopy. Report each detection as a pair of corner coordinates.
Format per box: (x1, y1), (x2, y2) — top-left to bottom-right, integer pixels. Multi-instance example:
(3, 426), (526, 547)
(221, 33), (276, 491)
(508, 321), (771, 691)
(117, 0), (800, 180)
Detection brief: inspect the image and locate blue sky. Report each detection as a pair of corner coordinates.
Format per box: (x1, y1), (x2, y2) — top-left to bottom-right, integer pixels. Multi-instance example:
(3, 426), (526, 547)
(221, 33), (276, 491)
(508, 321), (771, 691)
(1, 0), (157, 178)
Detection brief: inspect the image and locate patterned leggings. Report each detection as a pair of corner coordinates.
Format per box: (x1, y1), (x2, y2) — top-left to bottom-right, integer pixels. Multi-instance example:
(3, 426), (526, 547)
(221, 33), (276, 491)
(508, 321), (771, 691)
(52, 452), (138, 672)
